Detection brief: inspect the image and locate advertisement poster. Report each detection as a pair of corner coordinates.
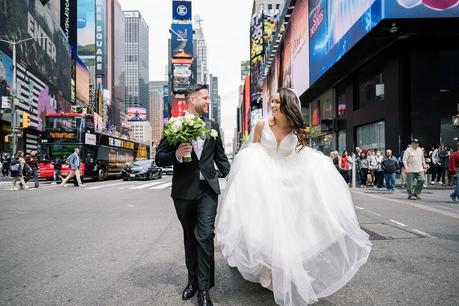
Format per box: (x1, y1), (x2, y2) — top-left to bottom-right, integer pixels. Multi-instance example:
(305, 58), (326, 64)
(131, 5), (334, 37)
(0, 51), (13, 97)
(290, 0), (310, 95)
(171, 24), (193, 58)
(171, 94), (187, 117)
(172, 63), (192, 93)
(0, 0), (72, 99)
(75, 56), (90, 106)
(127, 107), (147, 121)
(173, 1), (192, 21)
(77, 0), (96, 67)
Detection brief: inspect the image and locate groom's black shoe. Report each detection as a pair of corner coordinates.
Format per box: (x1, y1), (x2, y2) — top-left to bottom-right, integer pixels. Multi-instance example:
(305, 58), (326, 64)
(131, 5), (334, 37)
(198, 290), (213, 306)
(182, 283), (198, 300)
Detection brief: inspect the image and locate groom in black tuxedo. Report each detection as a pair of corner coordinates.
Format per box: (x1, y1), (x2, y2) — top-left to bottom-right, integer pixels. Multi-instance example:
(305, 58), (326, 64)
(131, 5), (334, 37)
(155, 84), (230, 306)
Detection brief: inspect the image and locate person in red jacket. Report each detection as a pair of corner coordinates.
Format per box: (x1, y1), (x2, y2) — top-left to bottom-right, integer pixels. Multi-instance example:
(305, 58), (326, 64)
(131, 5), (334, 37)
(449, 142), (459, 203)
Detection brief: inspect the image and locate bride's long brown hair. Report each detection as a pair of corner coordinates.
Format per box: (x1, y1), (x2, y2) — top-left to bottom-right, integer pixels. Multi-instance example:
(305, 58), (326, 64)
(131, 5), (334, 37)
(274, 88), (308, 151)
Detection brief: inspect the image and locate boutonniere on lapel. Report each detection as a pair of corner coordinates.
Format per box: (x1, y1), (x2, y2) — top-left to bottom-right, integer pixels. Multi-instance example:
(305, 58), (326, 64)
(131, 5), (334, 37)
(210, 129), (218, 140)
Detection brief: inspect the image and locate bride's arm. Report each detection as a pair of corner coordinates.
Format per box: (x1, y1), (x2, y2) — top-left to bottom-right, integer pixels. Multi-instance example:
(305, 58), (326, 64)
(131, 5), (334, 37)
(253, 120), (264, 143)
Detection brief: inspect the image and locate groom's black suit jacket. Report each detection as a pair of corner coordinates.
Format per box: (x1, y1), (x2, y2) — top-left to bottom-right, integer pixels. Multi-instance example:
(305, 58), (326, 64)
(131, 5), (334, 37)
(155, 120), (231, 200)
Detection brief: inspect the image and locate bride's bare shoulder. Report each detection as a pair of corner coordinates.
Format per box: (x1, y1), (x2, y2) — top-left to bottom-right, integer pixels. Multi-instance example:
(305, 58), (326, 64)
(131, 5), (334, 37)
(253, 119), (265, 143)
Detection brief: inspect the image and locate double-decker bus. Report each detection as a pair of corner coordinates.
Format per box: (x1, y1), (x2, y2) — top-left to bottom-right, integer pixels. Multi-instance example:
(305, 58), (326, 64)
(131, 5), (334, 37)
(39, 113), (150, 181)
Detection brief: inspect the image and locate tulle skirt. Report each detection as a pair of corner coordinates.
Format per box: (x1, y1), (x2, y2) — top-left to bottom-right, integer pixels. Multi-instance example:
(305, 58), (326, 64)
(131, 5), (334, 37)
(216, 144), (372, 306)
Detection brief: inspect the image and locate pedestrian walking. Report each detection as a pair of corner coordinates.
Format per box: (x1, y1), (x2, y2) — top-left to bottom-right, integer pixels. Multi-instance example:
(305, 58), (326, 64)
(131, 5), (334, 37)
(340, 151), (351, 185)
(448, 142), (459, 203)
(441, 144), (453, 186)
(403, 139), (427, 200)
(60, 147), (85, 187)
(25, 150), (39, 188)
(430, 144), (444, 185)
(51, 155), (63, 184)
(373, 150), (384, 188)
(2, 153), (11, 177)
(359, 152), (369, 188)
(381, 149), (399, 191)
(354, 147), (362, 185)
(368, 150), (376, 186)
(10, 151), (29, 190)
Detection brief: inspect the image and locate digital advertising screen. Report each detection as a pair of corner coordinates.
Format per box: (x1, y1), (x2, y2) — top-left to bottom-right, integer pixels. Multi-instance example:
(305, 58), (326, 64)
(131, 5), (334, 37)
(127, 107), (147, 121)
(171, 24), (193, 58)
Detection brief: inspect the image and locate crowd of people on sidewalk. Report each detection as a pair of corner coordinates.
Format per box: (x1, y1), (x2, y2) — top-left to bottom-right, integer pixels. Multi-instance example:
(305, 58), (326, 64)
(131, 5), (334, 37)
(330, 140), (459, 203)
(0, 147), (85, 190)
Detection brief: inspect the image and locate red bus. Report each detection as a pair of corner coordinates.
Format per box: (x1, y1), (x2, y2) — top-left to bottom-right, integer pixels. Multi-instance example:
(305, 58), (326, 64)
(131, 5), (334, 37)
(39, 113), (150, 181)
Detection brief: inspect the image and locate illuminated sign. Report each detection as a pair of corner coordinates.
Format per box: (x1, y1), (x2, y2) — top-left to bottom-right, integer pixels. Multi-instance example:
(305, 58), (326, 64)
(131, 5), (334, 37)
(50, 132), (76, 139)
(109, 137), (135, 149)
(137, 144), (148, 159)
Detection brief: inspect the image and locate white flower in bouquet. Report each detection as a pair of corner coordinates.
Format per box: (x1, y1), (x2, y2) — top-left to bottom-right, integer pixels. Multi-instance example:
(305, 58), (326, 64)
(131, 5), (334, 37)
(210, 129), (218, 139)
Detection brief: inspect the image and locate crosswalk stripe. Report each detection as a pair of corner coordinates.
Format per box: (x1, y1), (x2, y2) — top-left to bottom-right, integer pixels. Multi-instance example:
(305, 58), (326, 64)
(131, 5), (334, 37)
(85, 182), (127, 190)
(129, 181), (165, 189)
(117, 184), (137, 189)
(149, 182), (172, 190)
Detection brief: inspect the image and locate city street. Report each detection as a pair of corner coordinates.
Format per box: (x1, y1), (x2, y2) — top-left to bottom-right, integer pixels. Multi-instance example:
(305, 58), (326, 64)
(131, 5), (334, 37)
(0, 178), (458, 305)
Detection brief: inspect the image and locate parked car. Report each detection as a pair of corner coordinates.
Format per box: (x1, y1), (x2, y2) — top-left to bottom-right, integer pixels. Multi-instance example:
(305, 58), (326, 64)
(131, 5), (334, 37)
(162, 165), (174, 175)
(122, 159), (162, 181)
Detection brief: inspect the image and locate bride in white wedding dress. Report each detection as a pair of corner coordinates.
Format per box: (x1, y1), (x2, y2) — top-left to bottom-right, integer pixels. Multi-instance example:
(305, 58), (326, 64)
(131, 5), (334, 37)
(216, 88), (372, 306)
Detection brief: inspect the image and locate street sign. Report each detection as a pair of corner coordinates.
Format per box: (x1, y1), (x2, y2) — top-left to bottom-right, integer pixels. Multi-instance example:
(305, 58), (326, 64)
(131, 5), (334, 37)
(1, 96), (11, 109)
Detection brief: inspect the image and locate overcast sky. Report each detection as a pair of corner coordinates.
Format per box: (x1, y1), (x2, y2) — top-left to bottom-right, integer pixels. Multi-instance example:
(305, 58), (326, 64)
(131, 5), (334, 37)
(118, 0), (253, 131)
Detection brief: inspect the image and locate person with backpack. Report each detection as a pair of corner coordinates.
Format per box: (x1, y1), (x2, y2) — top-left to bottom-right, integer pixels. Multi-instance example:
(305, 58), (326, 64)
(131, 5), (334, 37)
(1, 153), (10, 177)
(60, 147), (85, 187)
(25, 150), (39, 188)
(10, 151), (29, 190)
(381, 149), (400, 191)
(440, 144), (453, 186)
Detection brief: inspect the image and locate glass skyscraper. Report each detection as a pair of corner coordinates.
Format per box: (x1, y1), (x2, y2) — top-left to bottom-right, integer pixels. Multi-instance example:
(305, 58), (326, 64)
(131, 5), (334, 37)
(124, 11), (149, 118)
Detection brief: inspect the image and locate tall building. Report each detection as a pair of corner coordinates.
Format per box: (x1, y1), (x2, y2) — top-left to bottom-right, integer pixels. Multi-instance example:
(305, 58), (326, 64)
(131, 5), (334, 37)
(149, 81), (167, 144)
(111, 0), (126, 129)
(193, 14), (208, 85)
(124, 11), (150, 118)
(209, 74), (221, 126)
(127, 121), (152, 146)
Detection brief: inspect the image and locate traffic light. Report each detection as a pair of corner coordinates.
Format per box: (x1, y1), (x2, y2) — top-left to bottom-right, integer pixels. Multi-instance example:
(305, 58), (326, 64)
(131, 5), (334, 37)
(22, 111), (30, 128)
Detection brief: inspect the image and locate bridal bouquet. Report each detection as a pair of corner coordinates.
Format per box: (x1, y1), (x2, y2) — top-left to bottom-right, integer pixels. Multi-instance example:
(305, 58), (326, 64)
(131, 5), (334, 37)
(163, 113), (217, 162)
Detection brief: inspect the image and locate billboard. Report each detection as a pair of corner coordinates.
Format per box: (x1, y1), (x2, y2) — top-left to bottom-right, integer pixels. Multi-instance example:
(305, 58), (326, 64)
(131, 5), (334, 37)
(308, 0), (459, 85)
(171, 94), (187, 117)
(60, 0), (77, 46)
(127, 107), (147, 121)
(171, 24), (193, 58)
(77, 0), (96, 67)
(241, 60), (250, 81)
(0, 0), (72, 100)
(172, 63), (192, 93)
(173, 1), (192, 21)
(289, 0), (310, 95)
(163, 85), (171, 122)
(0, 51), (13, 97)
(95, 0), (105, 75)
(75, 56), (90, 106)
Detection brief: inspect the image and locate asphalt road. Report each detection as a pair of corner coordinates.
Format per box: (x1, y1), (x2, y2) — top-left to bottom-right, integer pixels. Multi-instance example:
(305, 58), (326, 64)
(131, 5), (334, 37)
(0, 178), (458, 306)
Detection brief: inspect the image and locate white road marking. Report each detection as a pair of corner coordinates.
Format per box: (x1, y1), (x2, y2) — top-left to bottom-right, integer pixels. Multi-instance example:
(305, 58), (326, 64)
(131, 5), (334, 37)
(149, 182), (172, 189)
(351, 190), (459, 220)
(85, 182), (126, 190)
(117, 184), (136, 189)
(130, 181), (165, 189)
(355, 206), (364, 210)
(390, 219), (407, 227)
(366, 210), (382, 216)
(128, 205), (135, 208)
(411, 228), (437, 239)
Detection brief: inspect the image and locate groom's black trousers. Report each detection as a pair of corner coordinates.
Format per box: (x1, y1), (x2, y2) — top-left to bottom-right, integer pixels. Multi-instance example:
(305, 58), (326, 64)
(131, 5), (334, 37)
(173, 180), (218, 291)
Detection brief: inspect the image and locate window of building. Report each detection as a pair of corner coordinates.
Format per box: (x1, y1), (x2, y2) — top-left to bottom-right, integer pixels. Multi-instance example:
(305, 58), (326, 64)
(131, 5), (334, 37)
(276, 4), (280, 10)
(356, 121), (385, 151)
(355, 62), (384, 110)
(268, 4), (272, 10)
(336, 85), (346, 117)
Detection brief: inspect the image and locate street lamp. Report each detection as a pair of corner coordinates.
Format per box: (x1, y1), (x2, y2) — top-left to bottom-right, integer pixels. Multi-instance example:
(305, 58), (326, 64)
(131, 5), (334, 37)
(0, 36), (50, 154)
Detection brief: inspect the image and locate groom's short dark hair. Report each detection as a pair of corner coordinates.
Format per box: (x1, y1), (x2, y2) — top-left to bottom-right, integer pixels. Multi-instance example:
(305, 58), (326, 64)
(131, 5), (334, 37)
(185, 84), (208, 102)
